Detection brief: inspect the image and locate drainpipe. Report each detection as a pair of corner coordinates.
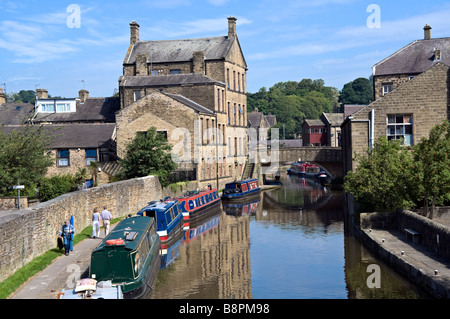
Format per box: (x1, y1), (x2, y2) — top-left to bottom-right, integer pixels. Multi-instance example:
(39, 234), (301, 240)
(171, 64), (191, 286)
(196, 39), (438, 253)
(370, 109), (375, 148)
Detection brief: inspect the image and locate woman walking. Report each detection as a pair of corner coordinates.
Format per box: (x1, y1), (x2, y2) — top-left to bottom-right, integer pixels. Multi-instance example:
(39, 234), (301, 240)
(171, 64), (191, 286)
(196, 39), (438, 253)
(92, 207), (101, 239)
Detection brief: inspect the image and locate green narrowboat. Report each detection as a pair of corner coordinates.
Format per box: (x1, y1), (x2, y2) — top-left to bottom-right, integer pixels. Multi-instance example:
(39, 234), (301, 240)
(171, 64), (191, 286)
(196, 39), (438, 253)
(89, 215), (161, 299)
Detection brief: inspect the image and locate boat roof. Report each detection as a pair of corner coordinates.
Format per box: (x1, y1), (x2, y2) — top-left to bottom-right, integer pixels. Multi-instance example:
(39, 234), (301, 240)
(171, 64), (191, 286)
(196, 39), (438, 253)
(140, 199), (178, 212)
(93, 216), (154, 252)
(225, 178), (258, 185)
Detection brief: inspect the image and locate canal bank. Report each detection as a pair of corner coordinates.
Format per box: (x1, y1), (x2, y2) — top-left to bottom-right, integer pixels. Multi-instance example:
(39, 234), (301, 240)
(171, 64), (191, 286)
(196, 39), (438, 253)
(354, 210), (450, 299)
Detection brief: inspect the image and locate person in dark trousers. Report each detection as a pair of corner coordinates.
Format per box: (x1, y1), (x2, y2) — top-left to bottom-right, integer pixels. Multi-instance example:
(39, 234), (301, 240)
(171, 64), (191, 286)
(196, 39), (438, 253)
(59, 219), (75, 256)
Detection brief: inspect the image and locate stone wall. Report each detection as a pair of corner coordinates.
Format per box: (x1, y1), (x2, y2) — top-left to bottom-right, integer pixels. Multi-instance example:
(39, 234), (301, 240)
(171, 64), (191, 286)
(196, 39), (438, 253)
(0, 176), (197, 282)
(359, 208), (450, 259)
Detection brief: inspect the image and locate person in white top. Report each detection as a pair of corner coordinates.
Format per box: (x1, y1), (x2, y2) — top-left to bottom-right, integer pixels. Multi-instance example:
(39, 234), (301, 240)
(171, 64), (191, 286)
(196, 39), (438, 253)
(92, 207), (101, 239)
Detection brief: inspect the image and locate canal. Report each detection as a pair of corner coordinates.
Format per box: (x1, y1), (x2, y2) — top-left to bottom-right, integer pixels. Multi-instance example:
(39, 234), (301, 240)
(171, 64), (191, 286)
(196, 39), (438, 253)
(149, 172), (430, 299)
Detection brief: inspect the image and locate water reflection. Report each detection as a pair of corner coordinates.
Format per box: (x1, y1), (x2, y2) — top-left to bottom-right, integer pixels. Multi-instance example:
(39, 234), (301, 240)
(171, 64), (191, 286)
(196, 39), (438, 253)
(150, 172), (428, 299)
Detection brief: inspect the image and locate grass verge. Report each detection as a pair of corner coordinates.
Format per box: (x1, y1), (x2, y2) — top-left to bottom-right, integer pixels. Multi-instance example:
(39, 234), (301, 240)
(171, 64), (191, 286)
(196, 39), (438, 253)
(0, 217), (122, 299)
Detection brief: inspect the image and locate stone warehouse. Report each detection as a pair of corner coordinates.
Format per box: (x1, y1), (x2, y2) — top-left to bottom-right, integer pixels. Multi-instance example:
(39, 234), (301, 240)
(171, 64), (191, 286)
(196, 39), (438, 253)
(341, 25), (450, 173)
(116, 17), (249, 189)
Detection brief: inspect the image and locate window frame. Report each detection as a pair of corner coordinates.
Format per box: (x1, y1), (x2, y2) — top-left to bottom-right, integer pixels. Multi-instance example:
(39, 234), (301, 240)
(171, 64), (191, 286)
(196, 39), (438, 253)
(386, 114), (413, 145)
(57, 149), (70, 167)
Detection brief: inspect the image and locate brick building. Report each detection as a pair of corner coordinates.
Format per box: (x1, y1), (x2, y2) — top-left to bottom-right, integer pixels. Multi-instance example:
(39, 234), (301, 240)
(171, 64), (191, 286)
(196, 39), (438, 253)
(116, 17), (249, 188)
(302, 119), (327, 146)
(341, 25), (450, 174)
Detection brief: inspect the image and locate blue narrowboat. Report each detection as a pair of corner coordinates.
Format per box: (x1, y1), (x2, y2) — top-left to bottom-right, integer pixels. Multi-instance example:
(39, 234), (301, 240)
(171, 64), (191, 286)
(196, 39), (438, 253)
(89, 216), (160, 299)
(137, 199), (183, 247)
(223, 198), (260, 217)
(221, 178), (261, 200)
(177, 188), (221, 229)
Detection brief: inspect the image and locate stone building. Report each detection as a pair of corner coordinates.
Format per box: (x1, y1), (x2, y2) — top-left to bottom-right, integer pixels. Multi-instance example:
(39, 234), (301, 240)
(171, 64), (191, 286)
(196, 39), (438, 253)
(321, 113), (344, 147)
(116, 17), (249, 188)
(341, 25), (450, 174)
(0, 87), (119, 184)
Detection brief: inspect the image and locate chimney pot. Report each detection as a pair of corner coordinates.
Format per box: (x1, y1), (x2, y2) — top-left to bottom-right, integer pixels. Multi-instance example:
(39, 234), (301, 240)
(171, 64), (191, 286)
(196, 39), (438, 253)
(228, 16), (237, 38)
(424, 24), (432, 40)
(130, 20), (140, 45)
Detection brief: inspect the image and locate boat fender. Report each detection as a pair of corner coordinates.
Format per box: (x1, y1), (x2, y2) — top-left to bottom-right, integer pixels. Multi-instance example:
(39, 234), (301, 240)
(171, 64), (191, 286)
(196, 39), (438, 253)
(106, 239), (124, 245)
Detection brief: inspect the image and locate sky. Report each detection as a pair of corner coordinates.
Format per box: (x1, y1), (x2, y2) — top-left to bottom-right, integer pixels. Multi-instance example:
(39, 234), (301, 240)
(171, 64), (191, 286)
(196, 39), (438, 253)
(1, 0), (450, 98)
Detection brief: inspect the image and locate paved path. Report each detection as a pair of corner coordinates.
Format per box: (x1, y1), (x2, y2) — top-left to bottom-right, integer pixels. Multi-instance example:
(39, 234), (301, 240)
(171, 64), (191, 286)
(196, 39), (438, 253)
(9, 234), (107, 299)
(362, 228), (450, 298)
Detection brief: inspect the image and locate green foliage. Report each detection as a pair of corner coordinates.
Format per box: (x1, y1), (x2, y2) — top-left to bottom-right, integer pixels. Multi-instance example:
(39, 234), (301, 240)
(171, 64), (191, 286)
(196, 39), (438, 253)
(247, 79), (338, 139)
(0, 125), (54, 198)
(39, 174), (79, 202)
(119, 127), (177, 187)
(344, 137), (416, 211)
(338, 77), (374, 105)
(412, 120), (450, 216)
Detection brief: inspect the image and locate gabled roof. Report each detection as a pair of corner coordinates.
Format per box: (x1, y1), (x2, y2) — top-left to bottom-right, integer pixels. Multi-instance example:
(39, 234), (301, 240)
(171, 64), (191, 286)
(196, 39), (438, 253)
(247, 111), (264, 128)
(303, 119), (325, 127)
(264, 114), (277, 127)
(373, 37), (450, 76)
(163, 92), (214, 115)
(322, 113), (344, 126)
(119, 73), (225, 88)
(343, 105), (366, 118)
(125, 36), (234, 65)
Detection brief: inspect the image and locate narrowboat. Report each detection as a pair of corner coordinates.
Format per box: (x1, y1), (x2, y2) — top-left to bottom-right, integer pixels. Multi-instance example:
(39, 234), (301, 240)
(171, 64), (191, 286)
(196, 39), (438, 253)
(287, 162), (321, 177)
(221, 178), (260, 200)
(137, 198), (184, 247)
(58, 278), (124, 299)
(177, 188), (221, 229)
(89, 215), (161, 299)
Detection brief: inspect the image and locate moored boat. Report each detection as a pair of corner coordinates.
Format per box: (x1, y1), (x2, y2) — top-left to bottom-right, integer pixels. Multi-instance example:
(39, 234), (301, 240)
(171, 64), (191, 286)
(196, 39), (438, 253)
(287, 161), (321, 177)
(89, 215), (161, 299)
(176, 188), (221, 230)
(137, 198), (184, 246)
(221, 178), (260, 200)
(58, 278), (124, 299)
(222, 198), (260, 217)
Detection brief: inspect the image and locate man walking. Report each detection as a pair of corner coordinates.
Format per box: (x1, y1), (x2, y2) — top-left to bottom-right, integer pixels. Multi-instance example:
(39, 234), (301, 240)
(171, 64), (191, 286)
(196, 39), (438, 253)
(59, 219), (75, 256)
(100, 205), (112, 236)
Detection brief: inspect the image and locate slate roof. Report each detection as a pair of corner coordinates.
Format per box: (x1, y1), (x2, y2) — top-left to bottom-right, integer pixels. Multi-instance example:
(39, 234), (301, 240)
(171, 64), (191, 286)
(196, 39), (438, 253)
(119, 73), (225, 88)
(125, 36), (234, 65)
(265, 114), (277, 127)
(303, 119), (325, 127)
(0, 102), (35, 125)
(33, 97), (120, 123)
(343, 105), (366, 118)
(322, 113), (344, 126)
(163, 92), (214, 115)
(2, 123), (116, 149)
(247, 111), (265, 128)
(373, 37), (450, 76)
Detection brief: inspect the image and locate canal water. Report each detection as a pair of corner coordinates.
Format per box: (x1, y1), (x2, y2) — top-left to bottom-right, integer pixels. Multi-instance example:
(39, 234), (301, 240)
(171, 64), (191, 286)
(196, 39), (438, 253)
(149, 172), (429, 299)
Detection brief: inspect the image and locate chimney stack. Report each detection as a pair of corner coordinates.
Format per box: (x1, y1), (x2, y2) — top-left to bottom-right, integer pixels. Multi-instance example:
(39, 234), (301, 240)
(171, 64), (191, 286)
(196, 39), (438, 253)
(130, 21), (140, 45)
(0, 87), (5, 104)
(135, 54), (148, 76)
(424, 24), (432, 40)
(228, 16), (237, 38)
(192, 51), (205, 74)
(79, 89), (89, 103)
(36, 88), (49, 100)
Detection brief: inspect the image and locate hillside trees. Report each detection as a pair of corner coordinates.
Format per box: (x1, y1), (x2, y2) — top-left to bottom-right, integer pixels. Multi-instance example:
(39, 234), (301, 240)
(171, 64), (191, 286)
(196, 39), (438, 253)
(247, 79), (338, 139)
(338, 77), (374, 105)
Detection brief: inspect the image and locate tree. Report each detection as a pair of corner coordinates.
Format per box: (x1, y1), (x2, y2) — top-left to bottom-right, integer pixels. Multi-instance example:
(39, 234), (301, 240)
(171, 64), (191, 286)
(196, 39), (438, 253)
(119, 127), (177, 187)
(344, 137), (416, 212)
(0, 125), (54, 198)
(339, 77), (374, 105)
(412, 120), (450, 218)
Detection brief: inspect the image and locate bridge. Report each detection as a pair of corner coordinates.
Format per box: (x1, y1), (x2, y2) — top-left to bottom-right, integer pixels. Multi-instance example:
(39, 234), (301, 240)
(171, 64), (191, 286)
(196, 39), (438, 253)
(256, 146), (343, 178)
